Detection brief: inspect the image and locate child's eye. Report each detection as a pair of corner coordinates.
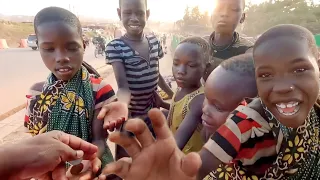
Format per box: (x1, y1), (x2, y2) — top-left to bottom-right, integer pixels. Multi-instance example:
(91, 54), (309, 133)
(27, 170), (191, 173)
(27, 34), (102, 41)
(294, 68), (306, 73)
(259, 73), (271, 78)
(42, 47), (54, 52)
(213, 104), (223, 112)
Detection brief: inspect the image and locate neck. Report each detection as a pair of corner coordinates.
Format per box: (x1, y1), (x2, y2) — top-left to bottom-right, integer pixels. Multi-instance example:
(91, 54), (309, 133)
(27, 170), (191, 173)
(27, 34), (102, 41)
(125, 32), (144, 41)
(213, 32), (234, 47)
(180, 84), (201, 93)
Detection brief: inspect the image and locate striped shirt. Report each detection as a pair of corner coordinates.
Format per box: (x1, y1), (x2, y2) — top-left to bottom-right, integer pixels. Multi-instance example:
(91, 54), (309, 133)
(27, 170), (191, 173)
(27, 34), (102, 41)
(204, 105), (278, 174)
(24, 76), (116, 126)
(105, 35), (164, 117)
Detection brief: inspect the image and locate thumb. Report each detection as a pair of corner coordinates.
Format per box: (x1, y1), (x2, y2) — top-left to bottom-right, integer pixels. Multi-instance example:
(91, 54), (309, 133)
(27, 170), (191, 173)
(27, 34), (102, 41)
(97, 106), (111, 120)
(181, 152), (202, 177)
(59, 143), (84, 162)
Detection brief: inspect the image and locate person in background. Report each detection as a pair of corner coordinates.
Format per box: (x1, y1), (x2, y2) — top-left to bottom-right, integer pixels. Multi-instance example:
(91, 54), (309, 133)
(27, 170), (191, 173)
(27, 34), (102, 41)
(168, 37), (209, 154)
(104, 0), (173, 160)
(203, 0), (253, 81)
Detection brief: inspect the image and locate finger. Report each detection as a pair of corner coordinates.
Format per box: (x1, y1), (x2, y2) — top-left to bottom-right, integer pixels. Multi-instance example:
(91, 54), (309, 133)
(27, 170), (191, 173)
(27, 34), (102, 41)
(181, 152), (202, 177)
(104, 121), (110, 130)
(52, 163), (68, 180)
(124, 118), (154, 148)
(79, 171), (94, 180)
(109, 122), (116, 132)
(99, 158), (132, 180)
(109, 131), (141, 158)
(55, 131), (98, 160)
(97, 106), (110, 120)
(92, 158), (102, 173)
(148, 108), (172, 140)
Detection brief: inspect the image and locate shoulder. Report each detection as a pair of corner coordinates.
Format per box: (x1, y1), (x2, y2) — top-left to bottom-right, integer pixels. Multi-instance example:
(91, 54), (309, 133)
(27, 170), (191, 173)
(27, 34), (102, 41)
(90, 76), (114, 94)
(147, 34), (160, 44)
(188, 87), (205, 110)
(202, 35), (211, 42)
(106, 38), (126, 49)
(29, 81), (45, 92)
(235, 32), (254, 49)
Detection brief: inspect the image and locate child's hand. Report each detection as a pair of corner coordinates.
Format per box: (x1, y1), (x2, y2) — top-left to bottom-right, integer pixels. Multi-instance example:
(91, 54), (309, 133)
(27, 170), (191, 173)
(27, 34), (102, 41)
(67, 158), (101, 180)
(97, 101), (128, 131)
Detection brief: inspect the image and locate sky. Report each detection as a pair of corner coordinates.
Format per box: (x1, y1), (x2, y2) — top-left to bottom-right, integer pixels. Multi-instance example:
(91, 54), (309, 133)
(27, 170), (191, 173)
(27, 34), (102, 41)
(0, 0), (277, 21)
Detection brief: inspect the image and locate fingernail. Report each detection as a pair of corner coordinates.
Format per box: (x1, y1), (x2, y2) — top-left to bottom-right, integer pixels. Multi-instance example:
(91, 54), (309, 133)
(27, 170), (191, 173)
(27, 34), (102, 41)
(76, 150), (84, 158)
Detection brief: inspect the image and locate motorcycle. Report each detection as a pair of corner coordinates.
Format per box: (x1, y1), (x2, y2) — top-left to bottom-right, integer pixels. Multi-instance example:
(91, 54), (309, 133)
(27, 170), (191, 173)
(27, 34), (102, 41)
(94, 43), (105, 58)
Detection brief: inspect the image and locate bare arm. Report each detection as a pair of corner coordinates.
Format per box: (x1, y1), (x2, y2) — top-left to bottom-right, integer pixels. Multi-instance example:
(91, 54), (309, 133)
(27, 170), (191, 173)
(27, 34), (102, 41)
(111, 62), (131, 106)
(174, 94), (204, 150)
(197, 148), (222, 180)
(158, 74), (174, 99)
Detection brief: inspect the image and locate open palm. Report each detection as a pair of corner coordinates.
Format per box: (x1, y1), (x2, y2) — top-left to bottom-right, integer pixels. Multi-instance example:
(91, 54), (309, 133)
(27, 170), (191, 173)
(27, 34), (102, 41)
(99, 109), (201, 180)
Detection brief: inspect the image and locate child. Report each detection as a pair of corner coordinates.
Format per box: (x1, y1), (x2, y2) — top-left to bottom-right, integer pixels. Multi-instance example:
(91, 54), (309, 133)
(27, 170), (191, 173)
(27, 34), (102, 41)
(202, 53), (257, 141)
(201, 24), (320, 179)
(168, 37), (209, 154)
(24, 7), (125, 178)
(97, 24), (320, 180)
(203, 0), (253, 81)
(105, 0), (173, 159)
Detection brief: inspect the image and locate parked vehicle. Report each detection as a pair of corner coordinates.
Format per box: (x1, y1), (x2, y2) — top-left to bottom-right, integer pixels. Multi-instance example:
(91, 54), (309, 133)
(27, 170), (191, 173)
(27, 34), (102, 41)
(27, 34), (38, 50)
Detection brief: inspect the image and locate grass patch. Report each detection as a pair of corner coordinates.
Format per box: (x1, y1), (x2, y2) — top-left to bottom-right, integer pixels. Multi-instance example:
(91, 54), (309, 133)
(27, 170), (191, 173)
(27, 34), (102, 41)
(0, 21), (34, 47)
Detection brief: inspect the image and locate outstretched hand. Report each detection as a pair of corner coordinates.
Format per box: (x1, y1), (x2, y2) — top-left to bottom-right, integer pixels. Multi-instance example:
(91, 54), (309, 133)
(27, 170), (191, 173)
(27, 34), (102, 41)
(97, 101), (128, 131)
(99, 108), (202, 180)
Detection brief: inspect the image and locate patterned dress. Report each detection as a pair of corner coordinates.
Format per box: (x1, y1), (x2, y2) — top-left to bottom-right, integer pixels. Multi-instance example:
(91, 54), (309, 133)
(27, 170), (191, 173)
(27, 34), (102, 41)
(204, 98), (320, 180)
(25, 66), (116, 167)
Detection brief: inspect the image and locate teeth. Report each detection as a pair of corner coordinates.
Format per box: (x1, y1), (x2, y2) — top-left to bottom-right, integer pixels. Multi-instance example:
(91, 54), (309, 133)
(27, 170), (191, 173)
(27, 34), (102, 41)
(59, 69), (69, 72)
(276, 101), (298, 108)
(275, 101), (300, 116)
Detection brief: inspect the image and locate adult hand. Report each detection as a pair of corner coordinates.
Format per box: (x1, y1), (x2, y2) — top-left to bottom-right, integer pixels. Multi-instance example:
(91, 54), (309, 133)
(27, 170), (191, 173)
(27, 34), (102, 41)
(8, 131), (98, 180)
(99, 109), (202, 180)
(97, 101), (129, 131)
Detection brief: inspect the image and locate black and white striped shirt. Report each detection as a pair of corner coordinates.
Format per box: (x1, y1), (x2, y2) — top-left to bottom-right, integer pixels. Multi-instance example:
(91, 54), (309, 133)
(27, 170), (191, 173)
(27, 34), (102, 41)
(106, 35), (164, 117)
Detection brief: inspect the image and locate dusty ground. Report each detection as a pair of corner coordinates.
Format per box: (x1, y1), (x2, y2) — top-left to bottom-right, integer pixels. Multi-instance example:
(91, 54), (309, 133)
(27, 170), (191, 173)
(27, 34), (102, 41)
(0, 21), (34, 47)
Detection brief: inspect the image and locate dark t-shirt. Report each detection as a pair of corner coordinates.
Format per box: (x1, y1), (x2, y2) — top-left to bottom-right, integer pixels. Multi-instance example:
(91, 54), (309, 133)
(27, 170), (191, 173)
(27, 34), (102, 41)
(203, 32), (253, 81)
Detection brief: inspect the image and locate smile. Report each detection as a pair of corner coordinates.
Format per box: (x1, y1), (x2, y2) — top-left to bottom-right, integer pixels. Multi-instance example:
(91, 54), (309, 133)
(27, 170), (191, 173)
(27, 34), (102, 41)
(129, 25), (140, 29)
(275, 101), (300, 116)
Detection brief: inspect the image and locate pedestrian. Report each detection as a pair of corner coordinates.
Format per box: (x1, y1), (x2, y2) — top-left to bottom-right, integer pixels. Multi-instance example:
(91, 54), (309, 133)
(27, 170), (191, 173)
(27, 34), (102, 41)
(203, 0), (253, 81)
(105, 0), (173, 160)
(24, 7), (127, 179)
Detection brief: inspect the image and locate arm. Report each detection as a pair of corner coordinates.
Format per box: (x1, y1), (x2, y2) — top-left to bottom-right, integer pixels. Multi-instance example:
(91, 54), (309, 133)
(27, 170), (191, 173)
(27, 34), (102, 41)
(158, 74), (174, 98)
(197, 149), (222, 180)
(154, 91), (170, 110)
(174, 94), (204, 150)
(112, 62), (131, 106)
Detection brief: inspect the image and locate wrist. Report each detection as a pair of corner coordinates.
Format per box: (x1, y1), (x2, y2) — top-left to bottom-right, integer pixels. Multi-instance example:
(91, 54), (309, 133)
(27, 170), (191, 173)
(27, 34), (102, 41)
(0, 144), (28, 179)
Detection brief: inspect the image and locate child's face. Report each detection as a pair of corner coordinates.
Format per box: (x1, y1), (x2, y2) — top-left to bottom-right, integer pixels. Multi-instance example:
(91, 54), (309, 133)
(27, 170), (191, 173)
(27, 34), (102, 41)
(202, 66), (250, 132)
(172, 43), (204, 88)
(211, 0), (244, 34)
(37, 22), (84, 81)
(254, 37), (320, 128)
(118, 0), (149, 36)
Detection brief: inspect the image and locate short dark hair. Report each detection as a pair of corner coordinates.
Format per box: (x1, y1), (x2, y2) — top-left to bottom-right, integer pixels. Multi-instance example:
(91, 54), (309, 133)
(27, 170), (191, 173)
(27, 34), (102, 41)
(34, 7), (82, 36)
(34, 7), (101, 77)
(119, 0), (148, 8)
(220, 53), (255, 77)
(254, 24), (318, 58)
(179, 36), (211, 65)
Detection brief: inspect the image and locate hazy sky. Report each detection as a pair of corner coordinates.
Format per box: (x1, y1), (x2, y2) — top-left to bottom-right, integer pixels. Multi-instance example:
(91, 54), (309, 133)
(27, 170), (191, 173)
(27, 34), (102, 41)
(0, 0), (288, 21)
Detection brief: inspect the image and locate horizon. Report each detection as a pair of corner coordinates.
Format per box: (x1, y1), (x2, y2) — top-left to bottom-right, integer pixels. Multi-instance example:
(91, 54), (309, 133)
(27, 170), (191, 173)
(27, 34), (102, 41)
(0, 0), (268, 22)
